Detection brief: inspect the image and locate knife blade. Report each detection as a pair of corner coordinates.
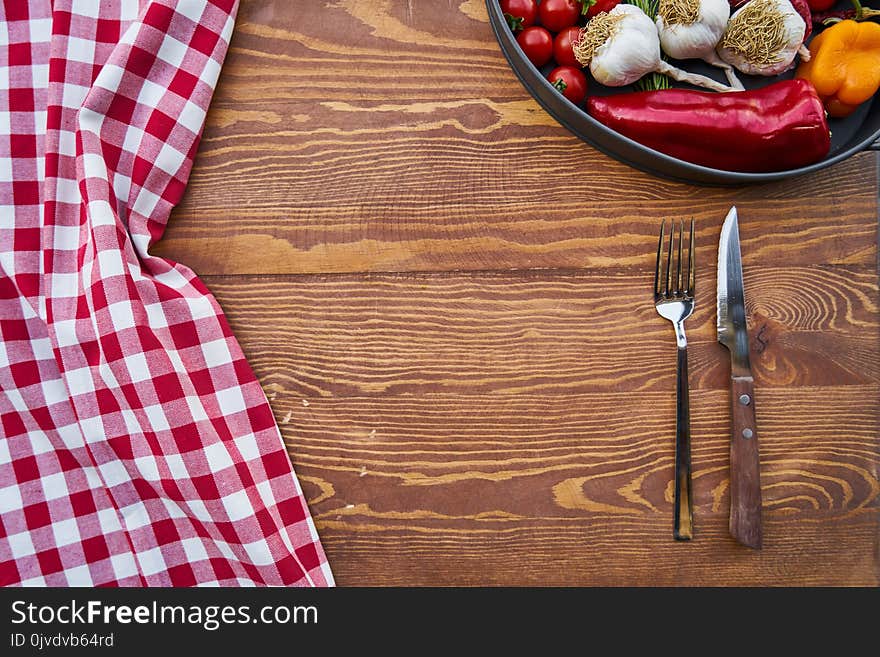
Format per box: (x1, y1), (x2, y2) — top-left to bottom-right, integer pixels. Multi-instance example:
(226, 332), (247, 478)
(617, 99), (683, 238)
(717, 206), (763, 549)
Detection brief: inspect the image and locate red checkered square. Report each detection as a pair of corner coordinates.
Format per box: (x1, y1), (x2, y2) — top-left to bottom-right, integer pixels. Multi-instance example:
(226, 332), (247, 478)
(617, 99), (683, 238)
(0, 0), (332, 587)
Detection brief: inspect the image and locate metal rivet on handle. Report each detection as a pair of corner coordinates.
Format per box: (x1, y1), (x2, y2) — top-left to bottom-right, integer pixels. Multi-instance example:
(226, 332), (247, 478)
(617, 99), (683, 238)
(742, 428), (754, 439)
(739, 394), (751, 405)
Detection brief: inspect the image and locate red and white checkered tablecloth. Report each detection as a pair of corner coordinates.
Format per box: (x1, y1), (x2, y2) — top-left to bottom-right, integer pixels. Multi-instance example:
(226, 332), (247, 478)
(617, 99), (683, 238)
(0, 0), (333, 586)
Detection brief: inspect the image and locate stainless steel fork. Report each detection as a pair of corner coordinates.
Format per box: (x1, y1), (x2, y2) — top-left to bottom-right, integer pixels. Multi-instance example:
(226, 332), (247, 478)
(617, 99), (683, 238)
(654, 220), (695, 541)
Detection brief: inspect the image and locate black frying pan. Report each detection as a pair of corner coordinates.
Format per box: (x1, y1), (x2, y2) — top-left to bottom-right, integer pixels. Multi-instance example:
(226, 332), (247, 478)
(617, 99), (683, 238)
(486, 0), (880, 185)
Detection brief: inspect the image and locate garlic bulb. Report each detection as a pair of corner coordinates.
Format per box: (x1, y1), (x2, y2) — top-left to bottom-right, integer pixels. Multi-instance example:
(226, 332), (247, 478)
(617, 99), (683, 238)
(717, 0), (806, 76)
(656, 0), (744, 89)
(574, 5), (732, 92)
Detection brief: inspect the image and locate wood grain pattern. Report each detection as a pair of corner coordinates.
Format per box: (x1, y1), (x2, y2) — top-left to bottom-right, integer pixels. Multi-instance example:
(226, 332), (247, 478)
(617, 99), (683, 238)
(161, 0), (880, 584)
(209, 270), (880, 395)
(156, 0), (878, 276)
(268, 386), (878, 586)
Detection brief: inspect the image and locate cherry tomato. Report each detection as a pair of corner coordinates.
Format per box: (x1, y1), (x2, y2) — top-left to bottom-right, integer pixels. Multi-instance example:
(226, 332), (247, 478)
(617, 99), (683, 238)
(539, 0), (583, 32)
(516, 26), (554, 67)
(586, 0), (621, 19)
(500, 0), (538, 31)
(806, 0), (834, 11)
(548, 66), (588, 105)
(553, 26), (582, 67)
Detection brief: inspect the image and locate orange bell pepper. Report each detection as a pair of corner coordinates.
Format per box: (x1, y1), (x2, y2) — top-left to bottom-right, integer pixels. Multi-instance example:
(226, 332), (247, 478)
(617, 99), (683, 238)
(796, 20), (880, 118)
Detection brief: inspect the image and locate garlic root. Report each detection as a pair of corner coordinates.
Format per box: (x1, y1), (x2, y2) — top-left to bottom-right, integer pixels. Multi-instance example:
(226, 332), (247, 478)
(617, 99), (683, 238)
(702, 49), (745, 89)
(657, 59), (736, 92)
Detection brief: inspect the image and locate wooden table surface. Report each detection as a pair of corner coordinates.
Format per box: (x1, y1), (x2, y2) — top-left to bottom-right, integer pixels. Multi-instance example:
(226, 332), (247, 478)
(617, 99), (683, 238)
(157, 0), (880, 586)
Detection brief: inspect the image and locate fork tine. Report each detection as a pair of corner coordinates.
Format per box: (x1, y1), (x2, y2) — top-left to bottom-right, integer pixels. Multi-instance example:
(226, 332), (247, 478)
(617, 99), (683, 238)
(688, 218), (695, 295)
(654, 221), (665, 298)
(666, 219), (674, 298)
(676, 220), (684, 296)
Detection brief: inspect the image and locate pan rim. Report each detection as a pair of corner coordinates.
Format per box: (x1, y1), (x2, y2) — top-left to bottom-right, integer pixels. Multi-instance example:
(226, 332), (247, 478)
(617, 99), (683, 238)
(486, 0), (880, 185)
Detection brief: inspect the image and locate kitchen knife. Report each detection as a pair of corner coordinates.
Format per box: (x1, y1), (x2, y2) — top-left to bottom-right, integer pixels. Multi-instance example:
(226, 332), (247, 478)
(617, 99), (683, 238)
(717, 206), (762, 549)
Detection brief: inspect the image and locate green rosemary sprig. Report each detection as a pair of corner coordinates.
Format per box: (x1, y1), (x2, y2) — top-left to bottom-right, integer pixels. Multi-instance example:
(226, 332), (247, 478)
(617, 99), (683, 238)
(625, 0), (671, 91)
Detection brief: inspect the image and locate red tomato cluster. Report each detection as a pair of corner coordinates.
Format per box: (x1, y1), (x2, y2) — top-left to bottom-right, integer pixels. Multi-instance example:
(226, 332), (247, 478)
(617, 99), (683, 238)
(500, 0), (620, 105)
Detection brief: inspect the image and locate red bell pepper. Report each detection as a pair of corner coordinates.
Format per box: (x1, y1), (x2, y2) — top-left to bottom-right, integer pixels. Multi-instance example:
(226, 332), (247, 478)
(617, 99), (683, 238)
(789, 0), (814, 39)
(587, 79), (831, 173)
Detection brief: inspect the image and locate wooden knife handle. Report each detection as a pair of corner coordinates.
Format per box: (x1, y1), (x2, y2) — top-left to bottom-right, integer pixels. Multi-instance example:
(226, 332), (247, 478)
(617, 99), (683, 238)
(729, 376), (762, 549)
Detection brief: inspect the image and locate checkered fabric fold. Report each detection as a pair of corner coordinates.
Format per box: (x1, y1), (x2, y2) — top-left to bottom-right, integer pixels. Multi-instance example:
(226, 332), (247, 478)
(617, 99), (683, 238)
(0, 0), (333, 586)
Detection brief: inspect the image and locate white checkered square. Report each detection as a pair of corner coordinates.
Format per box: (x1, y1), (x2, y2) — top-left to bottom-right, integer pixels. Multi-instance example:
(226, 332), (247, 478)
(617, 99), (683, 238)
(94, 63), (126, 95)
(53, 319), (80, 348)
(124, 351), (152, 383)
(181, 537), (209, 563)
(73, 0), (104, 19)
(7, 530), (37, 559)
(97, 249), (125, 277)
(185, 498), (211, 523)
(177, 100), (205, 134)
(107, 301), (136, 330)
(39, 471), (72, 502)
(29, 430), (59, 457)
(78, 106), (105, 133)
(97, 461), (129, 488)
(164, 452), (188, 479)
(215, 385), (247, 415)
(241, 538), (275, 566)
(155, 140), (187, 176)
(233, 433), (261, 463)
(65, 366), (97, 396)
(134, 454), (160, 481)
(112, 172), (131, 206)
(137, 546), (169, 576)
(108, 552), (139, 581)
(135, 79), (166, 112)
(0, 154), (12, 182)
(41, 378), (71, 406)
(118, 500), (152, 530)
(221, 490), (253, 522)
(52, 224), (81, 250)
(121, 121), (144, 155)
(66, 36), (97, 64)
(50, 272), (80, 298)
(32, 64), (49, 89)
(131, 187), (160, 217)
(201, 338), (232, 368)
(96, 507), (122, 535)
(185, 395), (209, 422)
(57, 129), (77, 156)
(82, 153), (109, 183)
(176, 0), (209, 23)
(142, 404), (171, 433)
(203, 440), (235, 472)
(20, 576), (48, 587)
(55, 177), (80, 204)
(144, 301), (170, 329)
(0, 483), (23, 514)
(157, 33), (189, 68)
(60, 80), (90, 110)
(64, 564), (94, 586)
(51, 518), (82, 548)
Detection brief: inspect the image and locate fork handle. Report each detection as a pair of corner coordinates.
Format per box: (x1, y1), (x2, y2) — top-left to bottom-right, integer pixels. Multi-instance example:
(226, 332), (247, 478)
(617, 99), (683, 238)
(674, 346), (694, 541)
(729, 376), (762, 549)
